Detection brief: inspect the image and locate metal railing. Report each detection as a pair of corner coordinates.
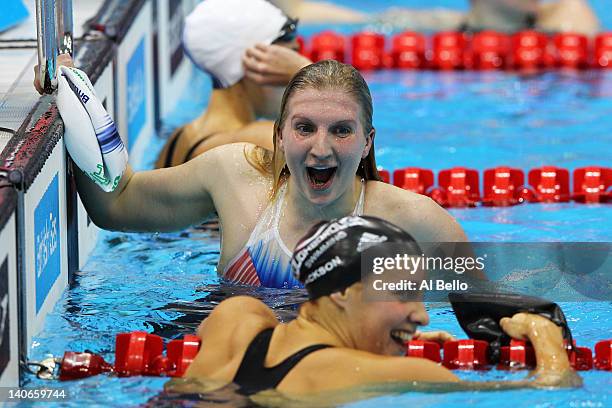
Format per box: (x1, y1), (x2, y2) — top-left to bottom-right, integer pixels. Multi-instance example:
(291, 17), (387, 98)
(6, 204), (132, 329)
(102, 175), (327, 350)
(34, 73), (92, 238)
(35, 0), (73, 94)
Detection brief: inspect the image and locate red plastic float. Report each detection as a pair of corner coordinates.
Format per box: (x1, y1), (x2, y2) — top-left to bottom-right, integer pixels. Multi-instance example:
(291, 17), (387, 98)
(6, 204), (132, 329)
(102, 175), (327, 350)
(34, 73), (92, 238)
(528, 166), (570, 202)
(443, 339), (489, 369)
(432, 32), (466, 70)
(594, 339), (612, 370)
(472, 31), (509, 70)
(393, 167), (434, 195)
(437, 167), (480, 207)
(114, 332), (164, 377)
(553, 33), (589, 69)
(511, 31), (549, 69)
(595, 33), (612, 68)
(482, 166), (524, 206)
(405, 340), (441, 363)
(302, 30), (612, 71)
(573, 166), (611, 203)
(352, 32), (385, 70)
(378, 169), (390, 184)
(567, 341), (594, 371)
(167, 335), (201, 377)
(391, 31), (426, 69)
(499, 339), (536, 369)
(47, 333), (612, 381)
(310, 31), (345, 62)
(58, 352), (114, 380)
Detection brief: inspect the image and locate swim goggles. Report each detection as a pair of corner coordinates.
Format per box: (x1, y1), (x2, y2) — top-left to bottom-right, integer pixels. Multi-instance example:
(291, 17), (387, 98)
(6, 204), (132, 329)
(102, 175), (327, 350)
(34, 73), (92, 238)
(273, 17), (299, 43)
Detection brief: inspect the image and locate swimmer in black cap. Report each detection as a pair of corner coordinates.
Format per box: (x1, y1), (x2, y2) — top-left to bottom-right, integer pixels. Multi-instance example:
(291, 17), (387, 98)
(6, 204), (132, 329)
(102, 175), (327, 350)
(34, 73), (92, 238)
(182, 216), (580, 398)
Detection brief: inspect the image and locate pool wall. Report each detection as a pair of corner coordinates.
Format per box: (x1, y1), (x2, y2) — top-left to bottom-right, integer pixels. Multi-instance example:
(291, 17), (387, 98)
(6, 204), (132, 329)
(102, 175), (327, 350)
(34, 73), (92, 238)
(0, 0), (197, 387)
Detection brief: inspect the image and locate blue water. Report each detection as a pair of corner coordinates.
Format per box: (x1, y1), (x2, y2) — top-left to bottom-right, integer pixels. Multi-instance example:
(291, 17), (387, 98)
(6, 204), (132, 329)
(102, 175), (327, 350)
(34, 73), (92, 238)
(24, 3), (612, 406)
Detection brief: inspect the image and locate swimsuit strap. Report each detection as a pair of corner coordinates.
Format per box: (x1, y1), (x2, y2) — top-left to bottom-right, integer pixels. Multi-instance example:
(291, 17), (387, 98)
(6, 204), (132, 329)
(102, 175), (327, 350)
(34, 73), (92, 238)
(353, 179), (366, 216)
(184, 133), (219, 162)
(233, 328), (332, 395)
(161, 127), (219, 167)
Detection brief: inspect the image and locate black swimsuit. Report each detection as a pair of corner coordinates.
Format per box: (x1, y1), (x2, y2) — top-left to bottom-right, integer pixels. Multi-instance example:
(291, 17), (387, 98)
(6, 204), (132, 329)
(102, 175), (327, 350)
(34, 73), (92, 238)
(233, 328), (331, 396)
(160, 127), (219, 168)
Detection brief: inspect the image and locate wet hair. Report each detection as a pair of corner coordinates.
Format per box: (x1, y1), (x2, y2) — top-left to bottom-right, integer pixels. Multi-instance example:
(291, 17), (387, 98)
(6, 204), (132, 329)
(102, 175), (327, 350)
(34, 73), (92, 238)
(245, 60), (381, 198)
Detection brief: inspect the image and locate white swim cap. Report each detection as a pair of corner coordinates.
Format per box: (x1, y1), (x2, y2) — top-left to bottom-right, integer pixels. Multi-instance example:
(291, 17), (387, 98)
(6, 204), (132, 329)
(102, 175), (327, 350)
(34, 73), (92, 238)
(183, 0), (289, 88)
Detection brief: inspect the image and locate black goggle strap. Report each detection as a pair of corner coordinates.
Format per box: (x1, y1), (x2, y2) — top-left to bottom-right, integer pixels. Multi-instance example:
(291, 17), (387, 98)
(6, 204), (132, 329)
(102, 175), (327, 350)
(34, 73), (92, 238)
(273, 17), (299, 43)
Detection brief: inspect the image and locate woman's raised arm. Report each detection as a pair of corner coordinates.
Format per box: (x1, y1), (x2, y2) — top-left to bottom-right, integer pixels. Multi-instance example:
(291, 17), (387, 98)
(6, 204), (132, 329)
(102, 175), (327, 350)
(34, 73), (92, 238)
(74, 152), (219, 232)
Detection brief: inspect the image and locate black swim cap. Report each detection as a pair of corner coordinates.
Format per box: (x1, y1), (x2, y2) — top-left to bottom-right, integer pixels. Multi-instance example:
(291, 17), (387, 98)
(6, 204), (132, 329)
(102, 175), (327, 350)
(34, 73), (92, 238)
(292, 216), (421, 300)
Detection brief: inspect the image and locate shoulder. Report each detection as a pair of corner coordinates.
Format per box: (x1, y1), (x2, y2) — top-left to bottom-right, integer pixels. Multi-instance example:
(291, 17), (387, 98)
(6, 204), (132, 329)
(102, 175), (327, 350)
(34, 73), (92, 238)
(197, 296), (277, 339)
(283, 348), (458, 392)
(191, 142), (273, 205)
(365, 181), (467, 242)
(192, 143), (266, 178)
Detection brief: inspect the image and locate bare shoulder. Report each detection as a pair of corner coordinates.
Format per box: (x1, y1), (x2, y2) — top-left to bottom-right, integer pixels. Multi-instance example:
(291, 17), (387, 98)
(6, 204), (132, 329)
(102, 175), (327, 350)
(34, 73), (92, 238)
(365, 181), (467, 242)
(198, 296), (277, 339)
(213, 296), (276, 318)
(285, 348), (458, 392)
(193, 142), (273, 217)
(193, 143), (269, 182)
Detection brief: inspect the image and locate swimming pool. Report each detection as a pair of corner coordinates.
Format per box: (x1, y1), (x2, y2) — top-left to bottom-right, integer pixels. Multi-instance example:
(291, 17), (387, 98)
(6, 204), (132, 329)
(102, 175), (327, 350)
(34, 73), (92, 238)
(23, 62), (611, 406)
(24, 8), (612, 408)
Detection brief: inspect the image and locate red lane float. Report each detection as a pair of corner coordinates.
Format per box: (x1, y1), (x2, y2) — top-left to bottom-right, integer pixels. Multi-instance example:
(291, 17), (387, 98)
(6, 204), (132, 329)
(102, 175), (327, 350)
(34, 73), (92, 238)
(48, 334), (612, 381)
(511, 31), (550, 70)
(405, 340), (441, 363)
(310, 31), (345, 62)
(58, 352), (113, 380)
(381, 165), (610, 206)
(393, 167), (434, 194)
(595, 33), (612, 68)
(436, 167), (480, 207)
(482, 166), (524, 206)
(573, 166), (612, 203)
(595, 339), (612, 370)
(499, 340), (536, 369)
(528, 166), (570, 203)
(352, 32), (385, 70)
(391, 31), (427, 69)
(303, 30), (612, 71)
(566, 340), (594, 371)
(115, 332), (164, 377)
(443, 339), (489, 369)
(378, 169), (390, 184)
(553, 33), (589, 69)
(472, 31), (509, 70)
(167, 335), (201, 377)
(432, 32), (467, 70)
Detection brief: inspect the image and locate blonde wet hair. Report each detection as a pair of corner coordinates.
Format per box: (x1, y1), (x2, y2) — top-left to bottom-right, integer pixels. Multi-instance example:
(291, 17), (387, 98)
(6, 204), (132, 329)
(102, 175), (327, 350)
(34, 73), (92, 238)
(246, 59), (380, 198)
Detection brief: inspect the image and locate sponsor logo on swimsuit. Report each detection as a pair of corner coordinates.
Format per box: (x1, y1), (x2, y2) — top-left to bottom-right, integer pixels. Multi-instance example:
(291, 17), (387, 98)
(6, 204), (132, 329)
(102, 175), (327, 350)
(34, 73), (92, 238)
(304, 256), (343, 285)
(34, 174), (61, 313)
(357, 232), (388, 253)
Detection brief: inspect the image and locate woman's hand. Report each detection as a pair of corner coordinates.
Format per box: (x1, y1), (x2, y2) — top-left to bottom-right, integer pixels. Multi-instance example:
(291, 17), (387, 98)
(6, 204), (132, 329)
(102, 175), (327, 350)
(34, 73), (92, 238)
(413, 330), (455, 345)
(501, 313), (581, 388)
(242, 43), (311, 85)
(33, 53), (74, 95)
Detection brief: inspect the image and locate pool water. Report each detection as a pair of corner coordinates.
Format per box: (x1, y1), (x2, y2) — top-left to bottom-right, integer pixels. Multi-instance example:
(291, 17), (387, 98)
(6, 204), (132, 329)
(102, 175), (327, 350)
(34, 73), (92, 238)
(25, 12), (612, 408)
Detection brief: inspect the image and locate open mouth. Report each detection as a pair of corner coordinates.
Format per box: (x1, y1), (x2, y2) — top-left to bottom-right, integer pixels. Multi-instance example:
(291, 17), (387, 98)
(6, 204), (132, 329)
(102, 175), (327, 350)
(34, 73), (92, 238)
(306, 166), (337, 190)
(390, 329), (414, 347)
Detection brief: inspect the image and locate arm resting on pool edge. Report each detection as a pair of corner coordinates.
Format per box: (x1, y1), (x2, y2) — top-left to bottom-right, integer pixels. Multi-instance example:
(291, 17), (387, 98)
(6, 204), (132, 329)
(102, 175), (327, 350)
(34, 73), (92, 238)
(74, 149), (219, 232)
